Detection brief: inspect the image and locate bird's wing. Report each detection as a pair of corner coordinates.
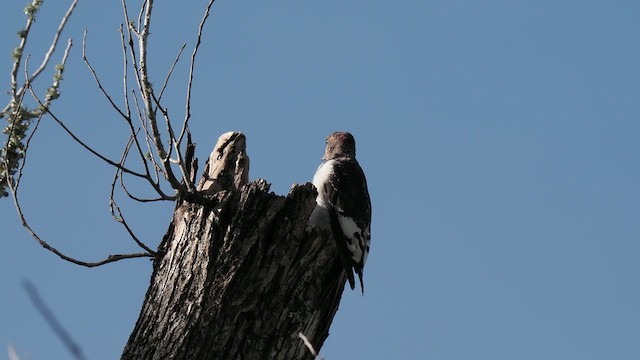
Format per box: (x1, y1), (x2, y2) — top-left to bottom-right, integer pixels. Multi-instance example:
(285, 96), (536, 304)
(323, 157), (371, 292)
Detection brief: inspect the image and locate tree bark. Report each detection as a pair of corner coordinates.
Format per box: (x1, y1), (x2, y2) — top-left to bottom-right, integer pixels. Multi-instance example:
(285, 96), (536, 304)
(121, 132), (346, 360)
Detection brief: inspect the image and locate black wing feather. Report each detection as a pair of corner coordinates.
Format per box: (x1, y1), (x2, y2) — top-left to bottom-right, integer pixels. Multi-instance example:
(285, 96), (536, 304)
(323, 156), (371, 293)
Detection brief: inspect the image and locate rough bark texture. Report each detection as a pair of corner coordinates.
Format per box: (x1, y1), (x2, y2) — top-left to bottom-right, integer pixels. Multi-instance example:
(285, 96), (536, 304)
(121, 132), (346, 360)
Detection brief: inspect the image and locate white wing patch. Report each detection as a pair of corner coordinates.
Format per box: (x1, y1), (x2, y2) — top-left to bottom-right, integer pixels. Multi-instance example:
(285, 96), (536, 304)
(337, 215), (371, 266)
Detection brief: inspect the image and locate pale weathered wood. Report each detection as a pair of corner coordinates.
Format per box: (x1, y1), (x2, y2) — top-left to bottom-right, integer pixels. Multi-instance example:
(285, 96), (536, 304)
(121, 132), (346, 360)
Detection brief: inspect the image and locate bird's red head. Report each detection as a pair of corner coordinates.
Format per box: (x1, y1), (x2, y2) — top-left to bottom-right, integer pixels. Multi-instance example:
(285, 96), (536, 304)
(324, 132), (356, 160)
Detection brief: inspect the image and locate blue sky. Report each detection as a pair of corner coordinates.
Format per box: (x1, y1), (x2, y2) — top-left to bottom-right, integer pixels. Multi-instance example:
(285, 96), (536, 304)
(1, 0), (639, 359)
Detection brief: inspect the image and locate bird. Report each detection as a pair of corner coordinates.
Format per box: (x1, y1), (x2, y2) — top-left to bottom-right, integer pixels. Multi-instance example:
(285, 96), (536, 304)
(309, 132), (371, 294)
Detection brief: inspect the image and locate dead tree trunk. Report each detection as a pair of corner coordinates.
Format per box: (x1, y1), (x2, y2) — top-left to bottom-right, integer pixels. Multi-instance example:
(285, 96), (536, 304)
(121, 132), (346, 360)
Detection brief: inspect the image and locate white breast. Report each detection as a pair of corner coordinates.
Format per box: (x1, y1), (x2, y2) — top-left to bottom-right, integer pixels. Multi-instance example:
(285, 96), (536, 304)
(311, 159), (335, 208)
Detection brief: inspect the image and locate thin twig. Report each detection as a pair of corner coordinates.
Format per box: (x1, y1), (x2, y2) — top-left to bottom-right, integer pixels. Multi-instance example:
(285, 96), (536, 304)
(3, 75), (31, 188)
(121, 0), (181, 195)
(157, 44), (186, 104)
(137, 0), (146, 32)
(109, 138), (135, 221)
(121, 0), (142, 93)
(15, 110), (42, 186)
(29, 81), (175, 200)
(113, 201), (157, 255)
(82, 30), (129, 120)
(153, 43), (194, 191)
(131, 89), (164, 184)
(5, 0), (168, 269)
(180, 0), (217, 147)
(120, 50), (153, 184)
(6, 0), (78, 107)
(174, 0), (217, 191)
(9, 4), (35, 101)
(152, 94), (192, 192)
(119, 24), (132, 119)
(135, 0), (184, 192)
(8, 86), (154, 267)
(109, 136), (157, 255)
(107, 23), (155, 183)
(10, 39), (71, 190)
(38, 102), (147, 179)
(120, 174), (171, 202)
(27, 79), (153, 182)
(8, 175), (153, 267)
(27, 0), (79, 85)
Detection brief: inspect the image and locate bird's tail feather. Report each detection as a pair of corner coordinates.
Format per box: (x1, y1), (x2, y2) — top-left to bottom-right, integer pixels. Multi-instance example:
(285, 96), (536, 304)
(355, 269), (364, 295)
(328, 209), (357, 291)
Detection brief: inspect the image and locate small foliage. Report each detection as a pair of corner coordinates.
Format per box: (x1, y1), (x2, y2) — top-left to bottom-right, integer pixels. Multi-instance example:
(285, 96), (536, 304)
(11, 47), (23, 62)
(2, 34), (69, 198)
(1, 106), (35, 198)
(24, 0), (43, 19)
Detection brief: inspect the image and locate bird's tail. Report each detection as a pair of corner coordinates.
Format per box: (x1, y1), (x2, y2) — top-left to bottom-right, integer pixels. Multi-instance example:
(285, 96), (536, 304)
(355, 268), (364, 295)
(328, 210), (357, 291)
(344, 266), (356, 291)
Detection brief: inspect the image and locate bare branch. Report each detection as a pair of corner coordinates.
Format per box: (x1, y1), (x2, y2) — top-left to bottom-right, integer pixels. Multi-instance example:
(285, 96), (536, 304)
(120, 4), (168, 191)
(1, 82), (30, 196)
(121, 0), (141, 89)
(129, 0), (184, 192)
(137, 0), (157, 145)
(3, 0), (78, 112)
(7, 173), (154, 267)
(110, 144), (166, 206)
(117, 28), (154, 183)
(82, 30), (129, 121)
(112, 200), (157, 255)
(2, 34), (72, 198)
(109, 137), (157, 255)
(14, 107), (42, 186)
(110, 138), (133, 223)
(29, 52), (177, 201)
(157, 44), (186, 104)
(83, 25), (155, 189)
(151, 94), (193, 192)
(119, 24), (133, 120)
(31, 90), (148, 179)
(9, 4), (35, 101)
(27, 0), (79, 86)
(180, 0), (217, 148)
(151, 42), (195, 191)
(22, 280), (88, 360)
(136, 0), (146, 32)
(9, 50), (63, 193)
(121, 181), (172, 202)
(167, 0), (218, 192)
(185, 130), (198, 185)
(130, 89), (166, 187)
(3, 60), (157, 268)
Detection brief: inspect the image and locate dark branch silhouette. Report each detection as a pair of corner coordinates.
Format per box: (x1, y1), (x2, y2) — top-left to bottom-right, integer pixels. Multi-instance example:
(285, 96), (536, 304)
(22, 280), (88, 360)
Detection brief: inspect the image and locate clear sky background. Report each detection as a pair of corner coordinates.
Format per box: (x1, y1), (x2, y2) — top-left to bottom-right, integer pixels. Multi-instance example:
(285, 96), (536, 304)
(1, 0), (639, 359)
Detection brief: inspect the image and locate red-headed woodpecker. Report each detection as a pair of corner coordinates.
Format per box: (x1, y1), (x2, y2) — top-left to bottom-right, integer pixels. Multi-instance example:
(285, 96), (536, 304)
(310, 132), (371, 294)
